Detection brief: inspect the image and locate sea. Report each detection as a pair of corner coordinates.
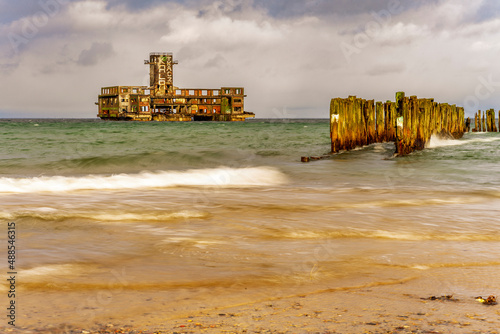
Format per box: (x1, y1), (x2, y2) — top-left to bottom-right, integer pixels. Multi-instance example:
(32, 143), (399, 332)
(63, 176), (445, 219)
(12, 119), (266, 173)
(1, 118), (500, 326)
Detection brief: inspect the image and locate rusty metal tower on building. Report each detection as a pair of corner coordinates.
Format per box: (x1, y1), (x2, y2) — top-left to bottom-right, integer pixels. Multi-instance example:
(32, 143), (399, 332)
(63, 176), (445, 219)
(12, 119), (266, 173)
(145, 52), (178, 97)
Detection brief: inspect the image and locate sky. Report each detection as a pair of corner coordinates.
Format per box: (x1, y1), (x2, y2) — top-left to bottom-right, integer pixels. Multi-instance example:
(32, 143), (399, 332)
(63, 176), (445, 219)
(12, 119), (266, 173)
(1, 0), (500, 118)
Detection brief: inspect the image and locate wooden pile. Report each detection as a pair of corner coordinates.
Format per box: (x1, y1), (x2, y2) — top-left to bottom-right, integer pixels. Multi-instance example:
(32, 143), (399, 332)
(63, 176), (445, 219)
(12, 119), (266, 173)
(330, 92), (467, 156)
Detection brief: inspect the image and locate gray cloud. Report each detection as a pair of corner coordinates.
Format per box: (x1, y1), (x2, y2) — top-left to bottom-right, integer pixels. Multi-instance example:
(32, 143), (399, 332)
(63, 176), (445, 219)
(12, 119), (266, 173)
(476, 0), (500, 22)
(0, 0), (44, 24)
(1, 0), (500, 119)
(366, 63), (406, 76)
(252, 0), (440, 18)
(77, 42), (115, 67)
(205, 53), (228, 68)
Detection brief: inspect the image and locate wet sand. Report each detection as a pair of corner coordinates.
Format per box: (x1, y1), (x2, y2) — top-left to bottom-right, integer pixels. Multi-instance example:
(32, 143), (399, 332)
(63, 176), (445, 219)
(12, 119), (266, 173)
(4, 266), (499, 334)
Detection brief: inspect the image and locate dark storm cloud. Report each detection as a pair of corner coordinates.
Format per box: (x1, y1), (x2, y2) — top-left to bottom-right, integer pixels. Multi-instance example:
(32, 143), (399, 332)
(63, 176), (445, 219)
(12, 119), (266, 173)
(101, 0), (442, 19)
(77, 42), (115, 66)
(0, 0), (43, 24)
(104, 0), (179, 10)
(366, 63), (406, 76)
(251, 0), (440, 18)
(475, 0), (500, 22)
(0, 0), (447, 27)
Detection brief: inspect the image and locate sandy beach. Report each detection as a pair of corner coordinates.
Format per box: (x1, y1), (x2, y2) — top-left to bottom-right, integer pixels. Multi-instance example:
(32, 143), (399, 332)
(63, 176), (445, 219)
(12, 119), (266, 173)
(4, 264), (499, 334)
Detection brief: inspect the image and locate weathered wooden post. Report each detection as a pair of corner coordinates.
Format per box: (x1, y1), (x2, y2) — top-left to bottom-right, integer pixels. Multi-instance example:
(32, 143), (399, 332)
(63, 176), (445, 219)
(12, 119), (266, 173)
(395, 92), (405, 155)
(366, 100), (376, 145)
(477, 111), (481, 132)
(465, 117), (471, 132)
(486, 109), (493, 132)
(472, 111), (479, 132)
(478, 111), (482, 132)
(486, 109), (492, 132)
(346, 96), (356, 150)
(330, 98), (340, 153)
(482, 111), (486, 132)
(450, 105), (457, 137)
(457, 107), (464, 134)
(358, 98), (368, 147)
(376, 101), (385, 142)
(385, 101), (396, 142)
(361, 99), (368, 146)
(492, 109), (498, 132)
(459, 106), (465, 135)
(408, 96), (418, 150)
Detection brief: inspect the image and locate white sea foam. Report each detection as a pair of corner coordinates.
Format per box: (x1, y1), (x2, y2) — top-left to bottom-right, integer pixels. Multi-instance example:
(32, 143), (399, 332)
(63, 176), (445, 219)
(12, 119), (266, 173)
(0, 167), (287, 193)
(426, 136), (466, 148)
(88, 211), (205, 221)
(7, 209), (206, 222)
(427, 135), (500, 148)
(20, 264), (84, 279)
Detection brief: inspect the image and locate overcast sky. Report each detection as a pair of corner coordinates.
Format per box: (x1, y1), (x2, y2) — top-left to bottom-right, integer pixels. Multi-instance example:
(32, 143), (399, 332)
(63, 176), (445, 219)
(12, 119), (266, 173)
(1, 0), (500, 118)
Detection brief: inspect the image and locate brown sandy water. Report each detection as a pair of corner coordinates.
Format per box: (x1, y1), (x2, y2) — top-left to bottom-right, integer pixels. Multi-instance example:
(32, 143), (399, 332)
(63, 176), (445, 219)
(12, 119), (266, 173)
(1, 185), (500, 332)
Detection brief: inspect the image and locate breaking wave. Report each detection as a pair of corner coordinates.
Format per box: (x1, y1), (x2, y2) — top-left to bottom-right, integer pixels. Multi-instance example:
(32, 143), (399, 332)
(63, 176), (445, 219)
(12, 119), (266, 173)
(0, 209), (206, 222)
(426, 134), (500, 148)
(0, 167), (287, 193)
(277, 229), (500, 242)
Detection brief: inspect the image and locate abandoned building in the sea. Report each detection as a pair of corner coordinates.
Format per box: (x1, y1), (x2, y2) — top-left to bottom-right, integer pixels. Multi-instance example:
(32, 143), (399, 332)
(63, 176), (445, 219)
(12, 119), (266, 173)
(96, 53), (255, 121)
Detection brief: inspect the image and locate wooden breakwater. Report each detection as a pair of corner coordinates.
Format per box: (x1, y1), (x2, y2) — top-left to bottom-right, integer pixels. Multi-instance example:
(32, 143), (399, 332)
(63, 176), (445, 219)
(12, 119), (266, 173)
(330, 92), (467, 156)
(471, 109), (499, 132)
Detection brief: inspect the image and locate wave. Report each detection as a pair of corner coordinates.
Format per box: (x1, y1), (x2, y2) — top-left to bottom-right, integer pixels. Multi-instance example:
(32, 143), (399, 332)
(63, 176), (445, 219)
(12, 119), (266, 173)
(232, 196), (483, 214)
(0, 209), (206, 222)
(426, 136), (466, 148)
(0, 167), (287, 193)
(426, 134), (500, 148)
(277, 229), (500, 242)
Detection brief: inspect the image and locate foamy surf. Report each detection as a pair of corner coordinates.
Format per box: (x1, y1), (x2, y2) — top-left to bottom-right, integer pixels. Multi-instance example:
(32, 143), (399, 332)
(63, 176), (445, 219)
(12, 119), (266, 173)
(426, 136), (465, 148)
(0, 167), (287, 193)
(1, 209), (206, 222)
(426, 135), (500, 148)
(280, 229), (500, 241)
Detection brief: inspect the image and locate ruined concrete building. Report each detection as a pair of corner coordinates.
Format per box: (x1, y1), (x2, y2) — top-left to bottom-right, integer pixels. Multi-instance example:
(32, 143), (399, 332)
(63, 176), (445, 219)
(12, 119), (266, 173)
(97, 53), (255, 121)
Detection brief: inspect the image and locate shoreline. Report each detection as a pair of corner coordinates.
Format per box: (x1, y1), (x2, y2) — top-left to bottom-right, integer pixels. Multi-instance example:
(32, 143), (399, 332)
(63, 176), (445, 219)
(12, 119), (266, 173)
(5, 267), (499, 334)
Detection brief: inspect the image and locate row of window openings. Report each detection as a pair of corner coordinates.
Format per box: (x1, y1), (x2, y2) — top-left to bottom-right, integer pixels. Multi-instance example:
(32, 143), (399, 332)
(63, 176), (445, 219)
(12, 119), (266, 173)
(108, 88), (242, 96)
(114, 107), (242, 114)
(154, 108), (219, 114)
(107, 97), (242, 105)
(120, 106), (149, 112)
(119, 88), (151, 95)
(120, 98), (149, 103)
(152, 98), (242, 103)
(174, 90), (219, 96)
(173, 89), (242, 96)
(103, 88), (118, 95)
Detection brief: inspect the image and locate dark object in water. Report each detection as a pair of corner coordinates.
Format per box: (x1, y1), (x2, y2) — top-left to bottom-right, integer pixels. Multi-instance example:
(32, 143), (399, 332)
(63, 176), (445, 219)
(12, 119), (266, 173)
(475, 295), (497, 305)
(300, 155), (332, 162)
(422, 295), (458, 301)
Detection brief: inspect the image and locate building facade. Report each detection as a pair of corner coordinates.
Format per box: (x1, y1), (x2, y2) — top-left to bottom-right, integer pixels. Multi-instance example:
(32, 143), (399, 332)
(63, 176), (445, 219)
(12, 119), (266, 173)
(97, 53), (254, 121)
